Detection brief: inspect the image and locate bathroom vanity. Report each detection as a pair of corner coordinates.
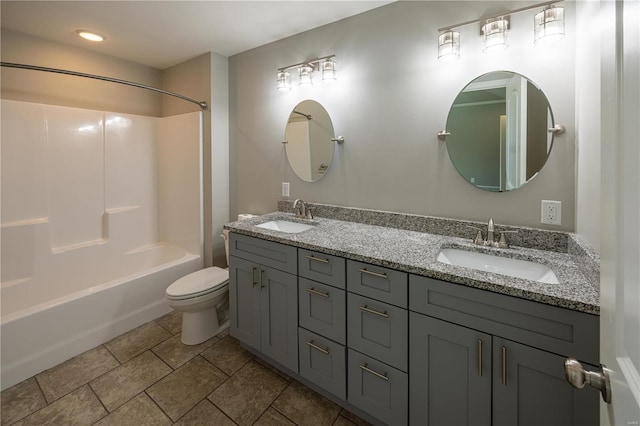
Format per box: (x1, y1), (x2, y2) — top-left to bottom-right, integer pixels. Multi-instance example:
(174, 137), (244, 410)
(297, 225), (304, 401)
(225, 206), (600, 426)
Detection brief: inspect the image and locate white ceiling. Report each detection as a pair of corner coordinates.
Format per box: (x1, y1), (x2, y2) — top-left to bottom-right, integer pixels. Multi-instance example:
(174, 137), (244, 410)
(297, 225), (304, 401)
(1, 1), (394, 70)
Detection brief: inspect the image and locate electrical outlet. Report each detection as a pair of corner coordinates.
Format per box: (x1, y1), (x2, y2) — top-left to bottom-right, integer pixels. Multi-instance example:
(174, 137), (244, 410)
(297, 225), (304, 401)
(541, 200), (562, 225)
(282, 182), (290, 197)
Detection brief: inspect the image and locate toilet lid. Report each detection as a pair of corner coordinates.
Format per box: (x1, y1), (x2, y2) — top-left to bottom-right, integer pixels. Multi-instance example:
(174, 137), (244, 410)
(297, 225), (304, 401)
(166, 267), (229, 298)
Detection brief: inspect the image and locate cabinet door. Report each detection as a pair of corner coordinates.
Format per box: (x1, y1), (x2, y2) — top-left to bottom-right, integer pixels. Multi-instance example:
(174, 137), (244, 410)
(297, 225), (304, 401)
(229, 255), (261, 350)
(493, 338), (599, 426)
(409, 313), (491, 426)
(260, 267), (299, 372)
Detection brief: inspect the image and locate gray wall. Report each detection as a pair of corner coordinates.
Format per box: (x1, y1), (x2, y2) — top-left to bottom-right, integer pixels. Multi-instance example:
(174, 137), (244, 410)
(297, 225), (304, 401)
(229, 1), (578, 231)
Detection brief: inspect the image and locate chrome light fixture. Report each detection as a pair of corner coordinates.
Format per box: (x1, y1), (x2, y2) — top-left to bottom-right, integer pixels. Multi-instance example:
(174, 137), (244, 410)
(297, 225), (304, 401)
(298, 64), (314, 87)
(534, 5), (565, 44)
(482, 17), (509, 53)
(276, 55), (336, 91)
(438, 31), (460, 61)
(321, 57), (337, 81)
(276, 70), (291, 91)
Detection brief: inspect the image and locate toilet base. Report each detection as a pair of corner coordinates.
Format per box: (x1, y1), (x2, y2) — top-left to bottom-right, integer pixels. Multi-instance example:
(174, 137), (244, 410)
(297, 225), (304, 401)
(180, 305), (230, 345)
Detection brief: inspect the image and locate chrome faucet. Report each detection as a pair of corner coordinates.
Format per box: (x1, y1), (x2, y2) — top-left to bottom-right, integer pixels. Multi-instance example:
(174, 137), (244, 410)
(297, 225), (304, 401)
(293, 199), (313, 219)
(468, 218), (517, 249)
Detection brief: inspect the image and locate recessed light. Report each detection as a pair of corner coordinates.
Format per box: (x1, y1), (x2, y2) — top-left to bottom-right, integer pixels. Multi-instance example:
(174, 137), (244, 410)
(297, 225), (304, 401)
(75, 30), (105, 42)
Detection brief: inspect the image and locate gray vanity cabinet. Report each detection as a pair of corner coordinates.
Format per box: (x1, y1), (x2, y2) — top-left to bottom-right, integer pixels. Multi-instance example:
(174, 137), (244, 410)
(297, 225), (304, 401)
(409, 275), (600, 426)
(409, 313), (492, 426)
(229, 234), (299, 372)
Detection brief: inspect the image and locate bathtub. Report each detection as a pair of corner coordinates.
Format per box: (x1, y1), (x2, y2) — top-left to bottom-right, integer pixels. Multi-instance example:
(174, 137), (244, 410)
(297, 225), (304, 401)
(0, 242), (201, 391)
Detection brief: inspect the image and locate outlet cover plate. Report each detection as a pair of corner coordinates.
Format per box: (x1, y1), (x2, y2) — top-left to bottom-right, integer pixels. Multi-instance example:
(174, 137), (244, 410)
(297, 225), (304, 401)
(541, 200), (562, 225)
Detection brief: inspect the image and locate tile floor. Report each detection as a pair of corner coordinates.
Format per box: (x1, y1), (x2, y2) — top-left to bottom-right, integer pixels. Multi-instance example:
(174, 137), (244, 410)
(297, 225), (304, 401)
(1, 311), (370, 426)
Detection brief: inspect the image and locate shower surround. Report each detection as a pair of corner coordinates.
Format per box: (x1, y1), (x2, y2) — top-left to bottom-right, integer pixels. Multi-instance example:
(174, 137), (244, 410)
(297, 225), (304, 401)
(0, 100), (203, 390)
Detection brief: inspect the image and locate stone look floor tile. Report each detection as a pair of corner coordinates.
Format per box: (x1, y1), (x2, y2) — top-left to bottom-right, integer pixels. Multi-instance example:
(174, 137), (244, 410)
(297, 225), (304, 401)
(255, 407), (296, 426)
(173, 399), (236, 426)
(12, 385), (106, 426)
(90, 351), (171, 412)
(0, 378), (47, 426)
(104, 321), (172, 363)
(36, 346), (119, 403)
(93, 393), (171, 426)
(272, 380), (342, 426)
(200, 335), (253, 375)
(208, 360), (289, 426)
(156, 310), (182, 335)
(151, 333), (218, 369)
(147, 356), (228, 421)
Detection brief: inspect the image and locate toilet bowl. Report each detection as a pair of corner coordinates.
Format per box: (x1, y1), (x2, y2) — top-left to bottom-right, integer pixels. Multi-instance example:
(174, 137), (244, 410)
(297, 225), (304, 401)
(165, 222), (245, 345)
(166, 266), (229, 345)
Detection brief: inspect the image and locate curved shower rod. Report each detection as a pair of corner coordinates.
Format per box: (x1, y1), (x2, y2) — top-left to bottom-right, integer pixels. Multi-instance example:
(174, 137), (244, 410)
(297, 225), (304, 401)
(1, 62), (208, 110)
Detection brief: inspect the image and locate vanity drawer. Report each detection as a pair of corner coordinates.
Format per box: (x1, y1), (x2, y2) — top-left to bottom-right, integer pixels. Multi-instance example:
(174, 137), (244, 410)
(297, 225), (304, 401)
(409, 275), (600, 365)
(347, 293), (408, 371)
(229, 233), (297, 274)
(298, 249), (346, 289)
(298, 328), (346, 400)
(299, 278), (346, 344)
(347, 349), (408, 426)
(347, 260), (407, 307)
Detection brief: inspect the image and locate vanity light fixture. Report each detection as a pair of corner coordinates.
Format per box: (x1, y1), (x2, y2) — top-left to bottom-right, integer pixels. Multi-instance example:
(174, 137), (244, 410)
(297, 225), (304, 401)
(277, 70), (291, 91)
(276, 55), (336, 91)
(437, 31), (460, 61)
(534, 5), (565, 44)
(298, 64), (314, 87)
(482, 17), (509, 53)
(437, 0), (564, 60)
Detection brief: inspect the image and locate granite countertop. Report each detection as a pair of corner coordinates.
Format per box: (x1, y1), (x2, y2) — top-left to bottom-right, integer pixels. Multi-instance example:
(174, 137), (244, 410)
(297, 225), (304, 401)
(225, 212), (599, 315)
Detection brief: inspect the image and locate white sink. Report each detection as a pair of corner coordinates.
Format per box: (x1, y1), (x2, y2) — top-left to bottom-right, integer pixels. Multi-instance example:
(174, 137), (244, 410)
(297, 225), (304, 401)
(437, 248), (560, 284)
(255, 220), (316, 234)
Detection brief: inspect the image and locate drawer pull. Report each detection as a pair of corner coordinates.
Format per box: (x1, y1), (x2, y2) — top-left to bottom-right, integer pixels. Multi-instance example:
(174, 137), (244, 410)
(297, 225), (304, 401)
(359, 305), (389, 318)
(358, 268), (388, 279)
(306, 255), (329, 264)
(306, 340), (330, 355)
(360, 363), (389, 381)
(307, 287), (330, 298)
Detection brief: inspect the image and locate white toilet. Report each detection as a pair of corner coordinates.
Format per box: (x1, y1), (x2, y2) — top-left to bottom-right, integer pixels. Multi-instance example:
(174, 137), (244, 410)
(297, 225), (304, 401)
(165, 230), (232, 345)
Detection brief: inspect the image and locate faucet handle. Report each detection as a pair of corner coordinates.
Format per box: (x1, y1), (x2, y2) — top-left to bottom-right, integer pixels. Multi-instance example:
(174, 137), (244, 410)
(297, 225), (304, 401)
(497, 230), (518, 249)
(466, 225), (484, 245)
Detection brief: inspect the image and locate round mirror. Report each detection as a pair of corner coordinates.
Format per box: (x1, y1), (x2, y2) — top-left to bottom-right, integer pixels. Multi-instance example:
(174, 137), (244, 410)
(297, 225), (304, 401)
(445, 71), (557, 192)
(284, 100), (335, 182)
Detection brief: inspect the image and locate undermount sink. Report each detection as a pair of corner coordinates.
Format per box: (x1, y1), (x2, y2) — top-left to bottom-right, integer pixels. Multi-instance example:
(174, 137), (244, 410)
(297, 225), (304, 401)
(255, 220), (316, 234)
(437, 248), (560, 284)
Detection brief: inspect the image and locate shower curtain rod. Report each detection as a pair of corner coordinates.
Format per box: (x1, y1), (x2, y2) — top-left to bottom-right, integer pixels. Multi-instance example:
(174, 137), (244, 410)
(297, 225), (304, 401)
(1, 62), (208, 110)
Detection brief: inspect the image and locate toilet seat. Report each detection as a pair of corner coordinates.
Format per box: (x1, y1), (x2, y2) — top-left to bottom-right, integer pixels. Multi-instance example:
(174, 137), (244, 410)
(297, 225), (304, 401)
(166, 267), (229, 301)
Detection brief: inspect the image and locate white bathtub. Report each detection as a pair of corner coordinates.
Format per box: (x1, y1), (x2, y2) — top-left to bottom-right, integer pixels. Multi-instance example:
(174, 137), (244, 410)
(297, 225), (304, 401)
(0, 243), (201, 391)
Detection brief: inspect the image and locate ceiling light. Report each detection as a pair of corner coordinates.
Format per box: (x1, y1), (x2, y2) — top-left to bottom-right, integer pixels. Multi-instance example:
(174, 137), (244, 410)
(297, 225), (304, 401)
(75, 30), (105, 42)
(482, 17), (509, 53)
(534, 5), (565, 44)
(438, 31), (460, 61)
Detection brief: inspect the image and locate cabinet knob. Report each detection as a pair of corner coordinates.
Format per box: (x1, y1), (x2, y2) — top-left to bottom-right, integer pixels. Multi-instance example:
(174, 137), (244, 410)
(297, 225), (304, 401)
(564, 358), (612, 403)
